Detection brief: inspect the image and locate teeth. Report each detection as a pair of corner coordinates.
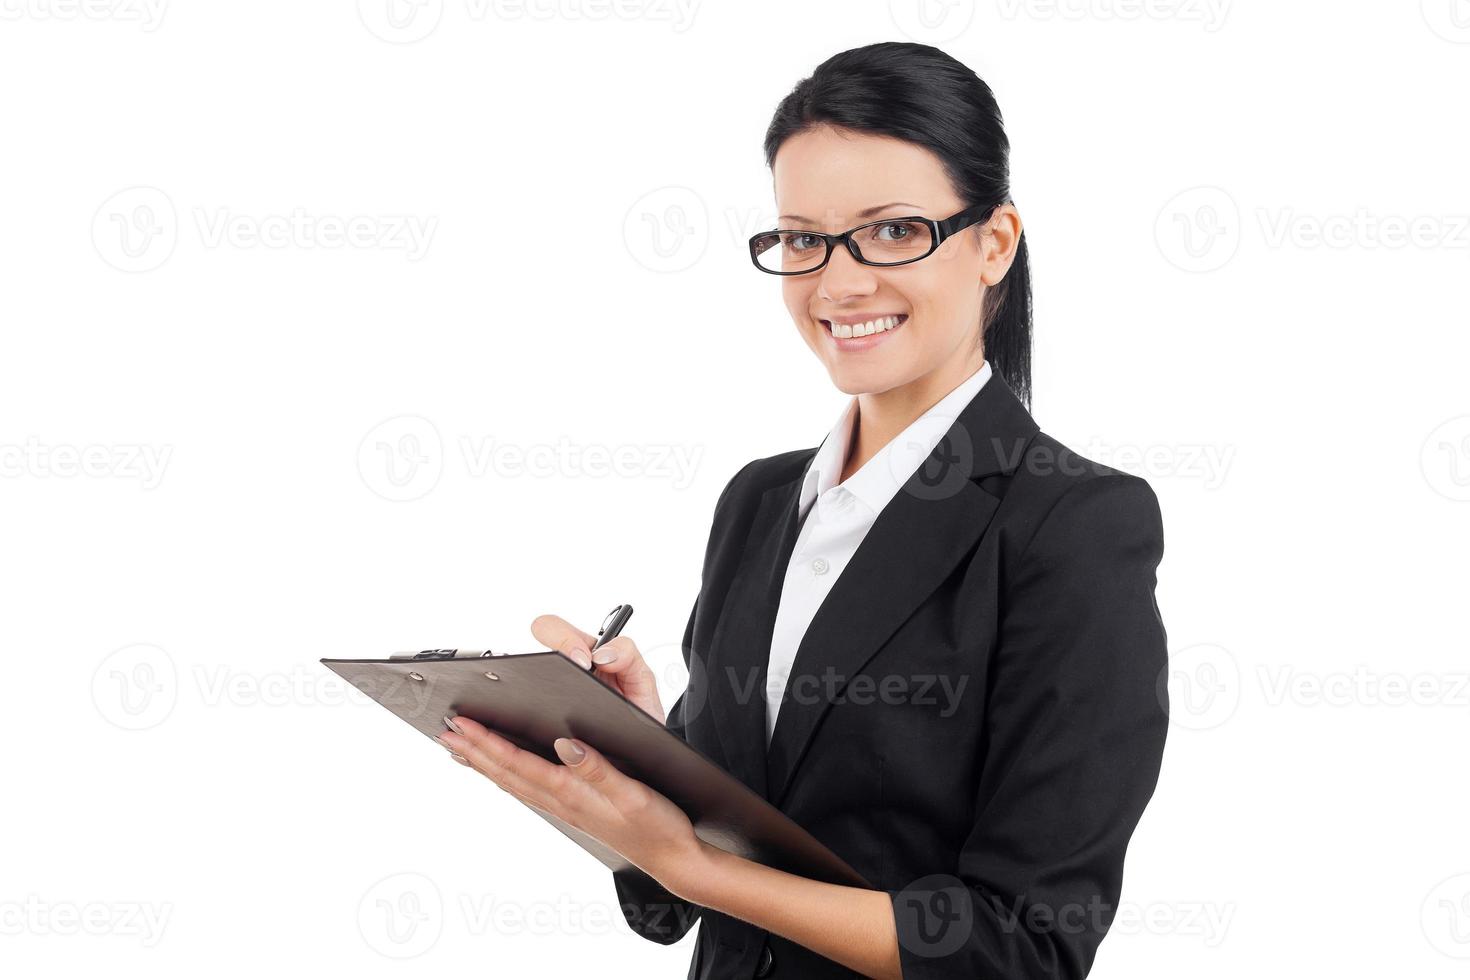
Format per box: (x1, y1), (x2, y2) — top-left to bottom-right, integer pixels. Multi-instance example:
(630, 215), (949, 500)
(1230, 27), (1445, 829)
(828, 315), (903, 339)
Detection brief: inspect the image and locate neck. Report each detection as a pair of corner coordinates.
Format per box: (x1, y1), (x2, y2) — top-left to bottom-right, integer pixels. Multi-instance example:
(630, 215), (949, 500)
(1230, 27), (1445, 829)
(839, 345), (987, 484)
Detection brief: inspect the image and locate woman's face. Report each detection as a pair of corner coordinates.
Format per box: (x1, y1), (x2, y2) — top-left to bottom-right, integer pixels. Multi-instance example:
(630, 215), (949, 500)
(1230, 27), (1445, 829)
(771, 124), (1019, 398)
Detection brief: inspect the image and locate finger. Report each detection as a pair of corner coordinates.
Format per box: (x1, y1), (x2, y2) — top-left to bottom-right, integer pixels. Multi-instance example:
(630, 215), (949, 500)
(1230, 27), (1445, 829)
(452, 744), (551, 813)
(530, 613), (597, 670)
(587, 636), (663, 719)
(551, 736), (644, 812)
(441, 719), (581, 812)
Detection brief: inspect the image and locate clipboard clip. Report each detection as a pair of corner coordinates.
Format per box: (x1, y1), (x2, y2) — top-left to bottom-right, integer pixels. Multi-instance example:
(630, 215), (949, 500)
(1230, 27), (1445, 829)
(388, 649), (498, 661)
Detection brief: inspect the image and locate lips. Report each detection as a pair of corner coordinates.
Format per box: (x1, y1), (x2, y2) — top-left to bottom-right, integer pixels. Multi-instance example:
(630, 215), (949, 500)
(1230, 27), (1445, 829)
(818, 313), (908, 350)
(819, 313), (908, 339)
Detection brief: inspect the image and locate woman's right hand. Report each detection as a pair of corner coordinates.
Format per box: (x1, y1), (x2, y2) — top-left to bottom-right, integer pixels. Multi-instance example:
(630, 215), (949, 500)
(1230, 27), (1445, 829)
(530, 613), (667, 725)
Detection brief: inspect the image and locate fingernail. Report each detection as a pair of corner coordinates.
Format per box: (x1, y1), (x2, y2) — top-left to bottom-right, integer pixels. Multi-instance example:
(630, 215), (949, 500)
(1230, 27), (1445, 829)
(592, 647), (617, 665)
(569, 646), (592, 670)
(449, 752), (470, 766)
(437, 734), (457, 750)
(554, 738), (585, 765)
(443, 715), (466, 736)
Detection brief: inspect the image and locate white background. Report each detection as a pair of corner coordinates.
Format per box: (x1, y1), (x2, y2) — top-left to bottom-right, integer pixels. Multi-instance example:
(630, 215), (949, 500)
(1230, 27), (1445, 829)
(3, 1), (1468, 977)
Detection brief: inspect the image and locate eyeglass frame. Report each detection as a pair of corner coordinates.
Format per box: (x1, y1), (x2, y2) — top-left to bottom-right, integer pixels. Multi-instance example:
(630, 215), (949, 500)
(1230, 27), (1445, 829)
(747, 201), (998, 276)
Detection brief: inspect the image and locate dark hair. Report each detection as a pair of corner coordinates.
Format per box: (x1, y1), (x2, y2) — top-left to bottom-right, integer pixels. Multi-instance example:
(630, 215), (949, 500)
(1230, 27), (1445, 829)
(762, 41), (1032, 408)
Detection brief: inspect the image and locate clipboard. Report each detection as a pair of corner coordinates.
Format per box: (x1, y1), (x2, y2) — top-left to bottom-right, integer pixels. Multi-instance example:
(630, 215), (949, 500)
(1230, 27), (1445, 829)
(320, 650), (870, 889)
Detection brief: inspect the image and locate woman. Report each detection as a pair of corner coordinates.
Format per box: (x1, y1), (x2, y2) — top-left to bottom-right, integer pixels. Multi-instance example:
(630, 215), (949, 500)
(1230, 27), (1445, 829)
(436, 41), (1169, 980)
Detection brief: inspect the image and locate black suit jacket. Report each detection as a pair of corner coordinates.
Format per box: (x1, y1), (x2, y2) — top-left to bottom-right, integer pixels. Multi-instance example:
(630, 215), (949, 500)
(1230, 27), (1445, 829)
(613, 368), (1169, 980)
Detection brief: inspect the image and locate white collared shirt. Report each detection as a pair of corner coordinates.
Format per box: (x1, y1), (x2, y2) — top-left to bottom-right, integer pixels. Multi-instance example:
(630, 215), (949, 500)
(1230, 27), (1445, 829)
(764, 359), (993, 745)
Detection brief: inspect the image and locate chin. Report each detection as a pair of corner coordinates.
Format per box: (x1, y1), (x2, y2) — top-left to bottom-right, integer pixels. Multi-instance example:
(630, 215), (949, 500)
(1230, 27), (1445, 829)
(824, 363), (908, 397)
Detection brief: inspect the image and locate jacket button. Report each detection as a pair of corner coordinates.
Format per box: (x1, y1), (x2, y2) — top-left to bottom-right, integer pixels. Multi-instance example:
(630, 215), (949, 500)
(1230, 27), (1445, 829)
(754, 942), (774, 977)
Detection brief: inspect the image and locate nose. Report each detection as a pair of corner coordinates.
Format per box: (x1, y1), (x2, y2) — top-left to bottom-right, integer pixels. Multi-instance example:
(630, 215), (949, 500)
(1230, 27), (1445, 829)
(815, 242), (879, 303)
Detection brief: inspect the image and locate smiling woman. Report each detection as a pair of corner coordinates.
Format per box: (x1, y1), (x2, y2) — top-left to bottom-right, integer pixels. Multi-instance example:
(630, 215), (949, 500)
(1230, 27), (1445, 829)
(442, 40), (1168, 980)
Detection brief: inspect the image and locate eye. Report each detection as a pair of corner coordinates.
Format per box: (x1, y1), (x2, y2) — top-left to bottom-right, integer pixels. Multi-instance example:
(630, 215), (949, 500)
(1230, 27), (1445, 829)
(875, 221), (917, 241)
(781, 232), (824, 253)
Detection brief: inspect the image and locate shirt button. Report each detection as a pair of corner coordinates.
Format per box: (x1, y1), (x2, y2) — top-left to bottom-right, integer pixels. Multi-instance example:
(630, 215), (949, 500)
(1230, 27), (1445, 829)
(811, 557), (829, 575)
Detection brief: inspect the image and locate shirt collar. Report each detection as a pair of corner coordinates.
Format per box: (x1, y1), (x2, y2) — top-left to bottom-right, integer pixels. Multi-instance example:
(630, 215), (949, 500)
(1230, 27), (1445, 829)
(799, 359), (993, 520)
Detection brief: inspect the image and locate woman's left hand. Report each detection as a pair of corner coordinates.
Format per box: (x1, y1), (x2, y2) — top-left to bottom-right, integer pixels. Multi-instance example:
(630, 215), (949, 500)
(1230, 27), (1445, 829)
(437, 714), (706, 896)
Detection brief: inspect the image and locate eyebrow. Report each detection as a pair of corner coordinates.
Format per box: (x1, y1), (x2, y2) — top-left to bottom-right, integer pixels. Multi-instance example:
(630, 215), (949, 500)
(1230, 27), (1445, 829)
(778, 202), (922, 224)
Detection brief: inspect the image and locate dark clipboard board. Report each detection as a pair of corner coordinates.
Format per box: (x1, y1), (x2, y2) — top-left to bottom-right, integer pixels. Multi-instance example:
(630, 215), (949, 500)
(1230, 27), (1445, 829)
(320, 652), (870, 889)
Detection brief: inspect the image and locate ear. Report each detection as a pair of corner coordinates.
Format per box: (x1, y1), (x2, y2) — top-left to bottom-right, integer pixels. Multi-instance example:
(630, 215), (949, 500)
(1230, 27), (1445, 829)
(979, 204), (1023, 286)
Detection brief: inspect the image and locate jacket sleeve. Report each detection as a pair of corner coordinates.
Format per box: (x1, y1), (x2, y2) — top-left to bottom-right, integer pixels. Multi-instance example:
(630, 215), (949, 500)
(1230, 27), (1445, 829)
(885, 473), (1170, 980)
(612, 462), (752, 945)
(611, 593), (707, 944)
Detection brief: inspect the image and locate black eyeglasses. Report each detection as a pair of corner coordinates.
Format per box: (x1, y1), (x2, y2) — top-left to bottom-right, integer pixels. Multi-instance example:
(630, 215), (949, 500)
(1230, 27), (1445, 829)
(748, 202), (996, 276)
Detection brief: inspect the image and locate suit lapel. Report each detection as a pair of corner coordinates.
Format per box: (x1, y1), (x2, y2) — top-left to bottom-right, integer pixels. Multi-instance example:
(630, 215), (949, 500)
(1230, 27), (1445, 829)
(763, 369), (1041, 809)
(705, 468), (808, 801)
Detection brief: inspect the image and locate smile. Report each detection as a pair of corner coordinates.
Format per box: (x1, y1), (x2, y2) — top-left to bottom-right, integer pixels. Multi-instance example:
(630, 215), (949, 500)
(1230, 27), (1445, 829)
(820, 313), (907, 349)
